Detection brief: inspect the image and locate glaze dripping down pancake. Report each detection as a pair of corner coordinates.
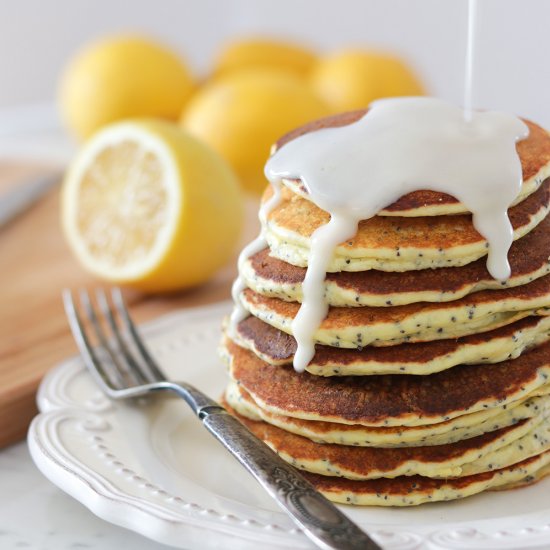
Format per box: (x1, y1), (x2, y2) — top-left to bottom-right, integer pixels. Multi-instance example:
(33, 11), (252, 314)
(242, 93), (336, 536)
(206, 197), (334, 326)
(242, 211), (550, 307)
(231, 315), (550, 375)
(262, 180), (550, 272)
(237, 273), (550, 349)
(220, 105), (550, 506)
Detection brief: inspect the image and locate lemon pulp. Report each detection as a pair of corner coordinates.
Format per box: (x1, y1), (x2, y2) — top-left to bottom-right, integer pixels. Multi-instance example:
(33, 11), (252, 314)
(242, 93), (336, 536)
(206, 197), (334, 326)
(77, 141), (169, 269)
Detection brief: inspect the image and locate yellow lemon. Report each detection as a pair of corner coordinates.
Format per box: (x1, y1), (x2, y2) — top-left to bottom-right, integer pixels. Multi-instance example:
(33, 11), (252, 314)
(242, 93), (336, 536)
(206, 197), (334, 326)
(59, 35), (195, 140)
(61, 119), (243, 292)
(213, 37), (317, 78)
(180, 69), (331, 194)
(310, 49), (425, 112)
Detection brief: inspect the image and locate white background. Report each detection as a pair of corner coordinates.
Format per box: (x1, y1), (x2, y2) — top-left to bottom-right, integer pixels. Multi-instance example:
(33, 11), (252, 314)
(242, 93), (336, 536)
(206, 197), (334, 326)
(0, 0), (549, 126)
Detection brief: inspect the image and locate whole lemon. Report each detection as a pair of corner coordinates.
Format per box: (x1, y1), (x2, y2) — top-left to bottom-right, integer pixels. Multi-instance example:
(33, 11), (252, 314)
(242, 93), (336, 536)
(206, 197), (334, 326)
(213, 37), (317, 78)
(59, 35), (195, 140)
(180, 69), (331, 194)
(310, 50), (425, 113)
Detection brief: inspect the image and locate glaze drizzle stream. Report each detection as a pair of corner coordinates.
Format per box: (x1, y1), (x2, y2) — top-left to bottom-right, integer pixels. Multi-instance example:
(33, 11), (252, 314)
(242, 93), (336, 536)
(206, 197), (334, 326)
(231, 180), (282, 328)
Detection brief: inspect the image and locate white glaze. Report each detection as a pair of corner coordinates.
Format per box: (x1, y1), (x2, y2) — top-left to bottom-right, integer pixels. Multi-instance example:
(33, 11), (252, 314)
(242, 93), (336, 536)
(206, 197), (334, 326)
(265, 97), (528, 371)
(230, 180), (282, 328)
(464, 0), (478, 122)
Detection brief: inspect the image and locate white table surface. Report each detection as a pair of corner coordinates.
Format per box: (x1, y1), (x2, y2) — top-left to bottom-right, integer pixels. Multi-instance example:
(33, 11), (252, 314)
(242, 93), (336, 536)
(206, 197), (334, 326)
(0, 441), (174, 550)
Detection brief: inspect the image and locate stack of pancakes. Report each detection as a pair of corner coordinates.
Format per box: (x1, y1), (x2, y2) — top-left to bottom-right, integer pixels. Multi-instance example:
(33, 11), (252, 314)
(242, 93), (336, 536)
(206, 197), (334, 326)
(220, 111), (550, 506)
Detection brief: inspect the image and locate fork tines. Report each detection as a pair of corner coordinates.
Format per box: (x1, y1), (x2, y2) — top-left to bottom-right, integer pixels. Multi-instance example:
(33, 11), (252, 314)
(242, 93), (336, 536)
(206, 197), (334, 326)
(62, 288), (165, 397)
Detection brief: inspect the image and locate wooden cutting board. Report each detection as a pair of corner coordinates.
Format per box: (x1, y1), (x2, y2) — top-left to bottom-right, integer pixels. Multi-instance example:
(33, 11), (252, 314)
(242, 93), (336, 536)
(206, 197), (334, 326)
(0, 161), (259, 449)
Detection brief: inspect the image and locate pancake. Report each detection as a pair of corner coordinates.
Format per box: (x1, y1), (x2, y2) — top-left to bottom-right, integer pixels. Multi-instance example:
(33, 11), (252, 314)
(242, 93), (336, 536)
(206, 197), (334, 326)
(302, 454), (550, 506)
(224, 402), (549, 480)
(227, 381), (550, 448)
(226, 401), (550, 506)
(242, 212), (550, 307)
(232, 315), (550, 375)
(492, 463), (550, 490)
(224, 107), (550, 507)
(222, 337), (550, 427)
(238, 273), (550, 348)
(273, 113), (550, 218)
(263, 179), (550, 272)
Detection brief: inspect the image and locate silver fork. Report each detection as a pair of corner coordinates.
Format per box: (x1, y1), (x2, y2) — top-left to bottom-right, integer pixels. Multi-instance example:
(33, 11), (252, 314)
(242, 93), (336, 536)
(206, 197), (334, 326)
(62, 288), (381, 550)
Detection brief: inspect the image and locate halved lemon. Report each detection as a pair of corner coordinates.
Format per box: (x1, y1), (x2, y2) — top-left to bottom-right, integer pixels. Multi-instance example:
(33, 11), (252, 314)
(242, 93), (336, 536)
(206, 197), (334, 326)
(61, 119), (243, 292)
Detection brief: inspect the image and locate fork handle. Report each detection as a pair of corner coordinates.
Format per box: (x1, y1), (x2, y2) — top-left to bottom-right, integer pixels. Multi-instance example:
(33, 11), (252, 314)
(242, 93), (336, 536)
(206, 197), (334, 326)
(202, 410), (380, 550)
(168, 382), (380, 550)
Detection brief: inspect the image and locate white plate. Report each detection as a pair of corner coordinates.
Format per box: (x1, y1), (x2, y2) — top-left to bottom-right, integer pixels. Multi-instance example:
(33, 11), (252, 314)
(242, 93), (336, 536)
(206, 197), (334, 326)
(28, 301), (550, 550)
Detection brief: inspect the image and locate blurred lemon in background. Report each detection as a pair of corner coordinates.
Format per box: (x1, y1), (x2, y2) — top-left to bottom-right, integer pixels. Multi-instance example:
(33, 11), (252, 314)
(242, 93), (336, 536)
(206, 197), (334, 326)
(61, 119), (243, 292)
(310, 49), (424, 112)
(59, 36), (195, 140)
(213, 38), (317, 78)
(180, 69), (331, 194)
